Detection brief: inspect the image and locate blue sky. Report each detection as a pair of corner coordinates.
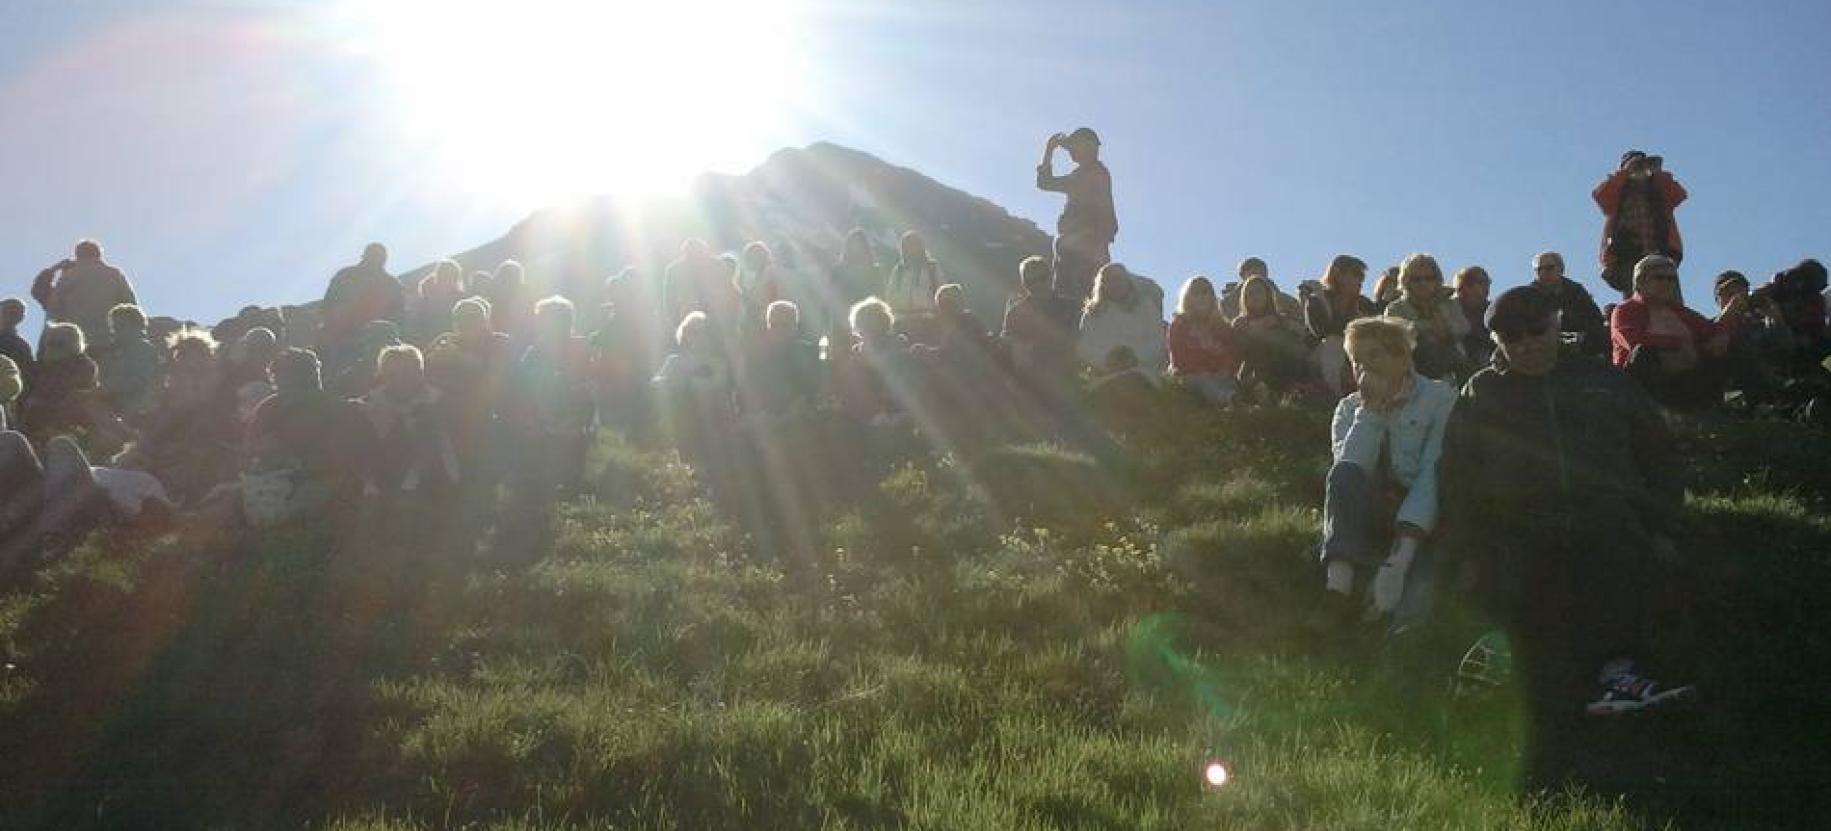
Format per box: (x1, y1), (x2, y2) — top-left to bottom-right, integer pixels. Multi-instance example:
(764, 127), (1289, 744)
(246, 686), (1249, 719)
(3, 0), (1828, 327)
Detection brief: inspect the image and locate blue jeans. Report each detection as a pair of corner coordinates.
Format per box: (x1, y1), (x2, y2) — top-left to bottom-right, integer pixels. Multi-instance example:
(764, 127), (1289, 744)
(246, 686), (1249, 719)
(1321, 461), (1441, 628)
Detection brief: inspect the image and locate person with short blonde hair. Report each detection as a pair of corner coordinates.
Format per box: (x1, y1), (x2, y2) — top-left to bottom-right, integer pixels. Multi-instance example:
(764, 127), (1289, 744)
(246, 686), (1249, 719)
(1078, 263), (1167, 377)
(1315, 314), (1457, 628)
(1382, 253), (1471, 380)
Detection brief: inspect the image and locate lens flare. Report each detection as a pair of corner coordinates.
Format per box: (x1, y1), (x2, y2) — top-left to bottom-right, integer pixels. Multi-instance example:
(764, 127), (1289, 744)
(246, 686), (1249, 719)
(1203, 760), (1230, 788)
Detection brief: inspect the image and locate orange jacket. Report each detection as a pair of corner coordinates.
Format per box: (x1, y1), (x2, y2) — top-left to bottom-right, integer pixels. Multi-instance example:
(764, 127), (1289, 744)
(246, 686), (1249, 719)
(1593, 170), (1686, 269)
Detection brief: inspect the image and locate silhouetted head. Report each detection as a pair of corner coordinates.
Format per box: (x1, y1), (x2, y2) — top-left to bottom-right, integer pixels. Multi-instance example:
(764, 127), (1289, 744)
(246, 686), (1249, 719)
(109, 304), (147, 338)
(1487, 286), (1560, 377)
(843, 229), (874, 266)
(765, 299), (799, 334)
(743, 241), (773, 273)
(361, 242), (388, 267)
(73, 239), (102, 261)
(533, 295), (574, 346)
(1019, 256), (1052, 295)
(1237, 257), (1268, 281)
(270, 347), (323, 394)
(849, 297), (894, 340)
(1240, 275), (1279, 317)
(452, 296), (492, 339)
(1065, 126), (1101, 164)
(935, 283), (966, 315)
(2, 297), (28, 327)
(1398, 253), (1444, 303)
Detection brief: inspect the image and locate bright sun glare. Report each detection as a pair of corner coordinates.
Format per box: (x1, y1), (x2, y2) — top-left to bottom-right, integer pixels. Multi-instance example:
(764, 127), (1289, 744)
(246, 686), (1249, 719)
(343, 0), (806, 205)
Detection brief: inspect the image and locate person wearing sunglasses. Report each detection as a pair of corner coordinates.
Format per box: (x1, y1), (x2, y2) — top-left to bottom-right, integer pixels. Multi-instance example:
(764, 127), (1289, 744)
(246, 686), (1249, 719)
(1609, 255), (1729, 409)
(1441, 285), (1693, 721)
(1529, 252), (1610, 359)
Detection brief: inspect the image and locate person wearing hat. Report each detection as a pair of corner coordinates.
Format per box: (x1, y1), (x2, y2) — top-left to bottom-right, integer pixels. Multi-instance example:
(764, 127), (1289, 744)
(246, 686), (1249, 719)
(1036, 127), (1117, 303)
(1440, 285), (1693, 720)
(1594, 150), (1687, 298)
(1609, 254), (1728, 409)
(1711, 270), (1793, 406)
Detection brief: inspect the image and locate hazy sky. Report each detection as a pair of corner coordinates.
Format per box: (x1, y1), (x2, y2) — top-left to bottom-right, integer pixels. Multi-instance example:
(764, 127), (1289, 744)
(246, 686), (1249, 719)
(3, 0), (1828, 326)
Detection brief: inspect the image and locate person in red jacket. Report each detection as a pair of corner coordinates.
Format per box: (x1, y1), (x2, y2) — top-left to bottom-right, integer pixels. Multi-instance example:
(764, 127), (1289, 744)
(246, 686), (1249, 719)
(1610, 255), (1727, 409)
(1594, 151), (1687, 298)
(1166, 276), (1239, 404)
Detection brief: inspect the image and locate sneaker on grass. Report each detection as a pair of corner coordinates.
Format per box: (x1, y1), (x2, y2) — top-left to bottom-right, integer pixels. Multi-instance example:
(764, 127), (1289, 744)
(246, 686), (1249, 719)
(1586, 669), (1696, 716)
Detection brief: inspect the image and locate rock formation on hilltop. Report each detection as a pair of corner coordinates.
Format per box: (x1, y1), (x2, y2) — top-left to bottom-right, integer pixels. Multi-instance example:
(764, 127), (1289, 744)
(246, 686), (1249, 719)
(397, 142), (1054, 332)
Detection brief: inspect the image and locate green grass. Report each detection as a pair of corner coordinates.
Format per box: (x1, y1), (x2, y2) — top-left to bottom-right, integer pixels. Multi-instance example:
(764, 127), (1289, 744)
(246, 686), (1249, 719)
(3, 392), (1828, 828)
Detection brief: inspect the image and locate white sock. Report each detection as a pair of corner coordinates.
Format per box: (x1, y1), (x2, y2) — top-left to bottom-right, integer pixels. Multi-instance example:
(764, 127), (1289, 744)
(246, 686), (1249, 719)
(1387, 536), (1419, 571)
(1324, 560), (1355, 595)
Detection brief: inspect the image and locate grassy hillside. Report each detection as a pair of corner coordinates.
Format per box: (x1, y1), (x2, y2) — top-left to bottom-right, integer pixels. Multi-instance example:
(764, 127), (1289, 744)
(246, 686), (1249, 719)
(2, 393), (1828, 829)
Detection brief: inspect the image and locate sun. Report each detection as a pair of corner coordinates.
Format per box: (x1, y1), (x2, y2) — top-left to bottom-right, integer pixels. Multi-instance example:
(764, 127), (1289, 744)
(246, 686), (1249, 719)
(340, 0), (807, 205)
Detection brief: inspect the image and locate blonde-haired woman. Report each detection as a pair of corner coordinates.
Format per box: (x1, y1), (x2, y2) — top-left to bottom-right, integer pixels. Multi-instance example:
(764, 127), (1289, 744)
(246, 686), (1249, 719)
(1166, 276), (1238, 403)
(1316, 316), (1457, 629)
(1382, 253), (1470, 381)
(1078, 263), (1167, 379)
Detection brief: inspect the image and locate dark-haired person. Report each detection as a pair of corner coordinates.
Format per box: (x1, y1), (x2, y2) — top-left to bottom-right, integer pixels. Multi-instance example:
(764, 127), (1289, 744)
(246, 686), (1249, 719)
(1166, 276), (1239, 404)
(426, 297), (514, 478)
(509, 296), (594, 498)
(413, 259), (468, 346)
(1002, 256), (1079, 389)
(738, 301), (819, 421)
(1610, 255), (1728, 410)
(1304, 254), (1377, 397)
(1594, 151), (1687, 298)
(1443, 286), (1692, 718)
(1771, 259), (1830, 366)
(1529, 252), (1609, 359)
(1711, 271), (1792, 406)
(0, 299), (32, 397)
(244, 348), (378, 525)
(1453, 266), (1493, 367)
(1316, 317), (1456, 628)
(319, 243), (405, 374)
(1036, 127), (1117, 302)
(486, 260), (533, 348)
(830, 230), (884, 328)
(30, 239), (137, 353)
(1382, 254), (1470, 381)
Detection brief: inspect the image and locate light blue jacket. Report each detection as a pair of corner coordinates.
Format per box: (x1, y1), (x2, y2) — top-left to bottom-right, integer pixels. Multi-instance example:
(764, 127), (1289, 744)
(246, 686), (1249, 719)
(1330, 372), (1458, 533)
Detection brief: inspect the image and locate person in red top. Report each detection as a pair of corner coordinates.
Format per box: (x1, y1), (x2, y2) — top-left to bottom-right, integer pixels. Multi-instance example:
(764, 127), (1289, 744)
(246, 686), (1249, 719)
(1594, 151), (1687, 298)
(1610, 255), (1727, 409)
(1166, 276), (1239, 404)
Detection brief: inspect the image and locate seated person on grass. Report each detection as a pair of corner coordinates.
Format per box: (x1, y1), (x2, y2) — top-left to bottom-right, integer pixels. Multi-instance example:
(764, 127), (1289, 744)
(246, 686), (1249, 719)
(1610, 254), (1728, 410)
(1315, 317), (1457, 629)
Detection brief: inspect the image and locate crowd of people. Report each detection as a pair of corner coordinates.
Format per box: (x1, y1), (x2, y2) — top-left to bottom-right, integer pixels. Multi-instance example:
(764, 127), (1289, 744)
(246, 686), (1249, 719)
(1, 134), (1825, 722)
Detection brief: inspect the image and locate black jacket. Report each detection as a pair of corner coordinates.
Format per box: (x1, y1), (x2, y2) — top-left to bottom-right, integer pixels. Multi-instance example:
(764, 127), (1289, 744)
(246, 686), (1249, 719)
(1440, 356), (1682, 562)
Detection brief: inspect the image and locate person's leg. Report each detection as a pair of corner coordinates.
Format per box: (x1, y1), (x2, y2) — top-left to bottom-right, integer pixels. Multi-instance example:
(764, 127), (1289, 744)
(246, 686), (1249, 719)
(1052, 236), (1106, 304)
(1390, 536), (1440, 630)
(1321, 461), (1380, 593)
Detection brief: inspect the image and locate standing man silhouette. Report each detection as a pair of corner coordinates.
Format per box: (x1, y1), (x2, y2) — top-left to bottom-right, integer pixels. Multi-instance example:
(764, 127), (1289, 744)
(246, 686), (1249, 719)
(1036, 127), (1117, 303)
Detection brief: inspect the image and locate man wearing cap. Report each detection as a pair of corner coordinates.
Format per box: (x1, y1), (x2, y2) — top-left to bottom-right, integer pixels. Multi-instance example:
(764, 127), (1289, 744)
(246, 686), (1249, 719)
(1594, 150), (1687, 298)
(30, 239), (138, 352)
(1529, 251), (1608, 359)
(1609, 254), (1728, 409)
(1442, 286), (1692, 719)
(1036, 127), (1117, 302)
